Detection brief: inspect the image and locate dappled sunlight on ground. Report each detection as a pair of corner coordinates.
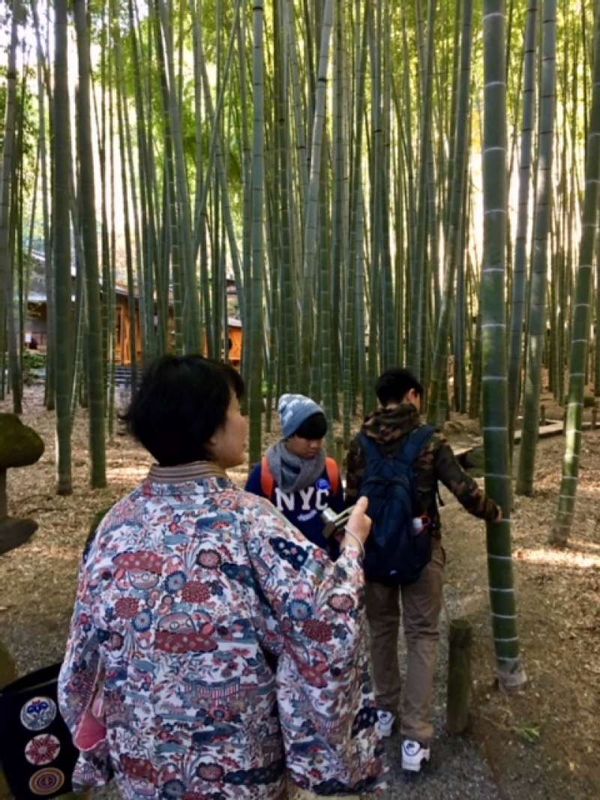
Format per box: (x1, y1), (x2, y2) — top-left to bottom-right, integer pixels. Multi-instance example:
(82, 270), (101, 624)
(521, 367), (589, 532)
(106, 464), (151, 481)
(514, 546), (600, 569)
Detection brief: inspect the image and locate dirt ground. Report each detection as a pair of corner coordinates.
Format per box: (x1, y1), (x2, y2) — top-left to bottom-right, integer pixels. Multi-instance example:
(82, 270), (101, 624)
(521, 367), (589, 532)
(443, 434), (600, 800)
(0, 385), (598, 799)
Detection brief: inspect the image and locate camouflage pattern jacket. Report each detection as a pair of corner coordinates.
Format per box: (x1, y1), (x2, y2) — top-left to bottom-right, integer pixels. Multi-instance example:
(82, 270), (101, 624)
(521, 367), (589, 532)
(345, 403), (500, 537)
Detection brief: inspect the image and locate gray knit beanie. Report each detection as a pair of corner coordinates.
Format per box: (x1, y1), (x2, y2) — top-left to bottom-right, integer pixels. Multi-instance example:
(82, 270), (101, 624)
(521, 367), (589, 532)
(278, 393), (324, 438)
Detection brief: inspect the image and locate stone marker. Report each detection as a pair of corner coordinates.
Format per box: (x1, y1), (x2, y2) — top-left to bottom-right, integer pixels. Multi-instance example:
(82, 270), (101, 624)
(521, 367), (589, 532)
(0, 413), (44, 556)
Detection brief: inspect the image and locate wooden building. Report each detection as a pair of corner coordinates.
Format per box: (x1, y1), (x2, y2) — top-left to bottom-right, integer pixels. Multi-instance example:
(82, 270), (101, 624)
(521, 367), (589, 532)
(26, 282), (243, 366)
(113, 292), (243, 366)
(227, 318), (242, 365)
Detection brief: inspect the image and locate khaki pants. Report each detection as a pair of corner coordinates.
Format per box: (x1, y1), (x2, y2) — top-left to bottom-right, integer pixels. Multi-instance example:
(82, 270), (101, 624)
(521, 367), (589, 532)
(365, 541), (444, 745)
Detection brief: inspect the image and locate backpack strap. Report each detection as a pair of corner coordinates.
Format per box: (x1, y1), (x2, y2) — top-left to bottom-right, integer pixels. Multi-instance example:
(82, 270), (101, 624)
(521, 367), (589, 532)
(261, 455), (341, 498)
(400, 426), (437, 513)
(398, 425), (436, 467)
(325, 457), (341, 493)
(260, 456), (276, 499)
(359, 433), (384, 466)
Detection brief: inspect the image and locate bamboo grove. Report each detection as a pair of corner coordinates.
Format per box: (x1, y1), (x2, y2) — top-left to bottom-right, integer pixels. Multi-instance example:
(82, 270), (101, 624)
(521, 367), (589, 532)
(1, 1), (599, 680)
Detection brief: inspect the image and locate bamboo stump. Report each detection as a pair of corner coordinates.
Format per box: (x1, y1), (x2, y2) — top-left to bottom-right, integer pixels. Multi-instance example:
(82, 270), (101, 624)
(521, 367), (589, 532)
(446, 618), (473, 734)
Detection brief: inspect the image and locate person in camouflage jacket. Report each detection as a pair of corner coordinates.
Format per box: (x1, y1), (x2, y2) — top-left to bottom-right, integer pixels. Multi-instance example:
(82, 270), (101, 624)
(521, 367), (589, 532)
(345, 367), (500, 773)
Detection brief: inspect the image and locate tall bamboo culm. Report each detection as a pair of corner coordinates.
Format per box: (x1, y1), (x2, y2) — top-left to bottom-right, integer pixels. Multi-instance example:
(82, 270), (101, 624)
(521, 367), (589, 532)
(507, 0), (537, 444)
(550, 0), (600, 545)
(516, 0), (557, 496)
(300, 0), (335, 390)
(427, 0), (473, 427)
(481, 0), (526, 689)
(74, 0), (106, 489)
(0, 2), (21, 411)
(246, 0), (265, 467)
(53, 0), (74, 495)
(408, 0), (437, 382)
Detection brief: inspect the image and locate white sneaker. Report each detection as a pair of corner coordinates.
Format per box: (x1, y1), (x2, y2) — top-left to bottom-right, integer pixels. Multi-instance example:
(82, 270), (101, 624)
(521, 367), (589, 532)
(401, 739), (431, 772)
(377, 710), (395, 738)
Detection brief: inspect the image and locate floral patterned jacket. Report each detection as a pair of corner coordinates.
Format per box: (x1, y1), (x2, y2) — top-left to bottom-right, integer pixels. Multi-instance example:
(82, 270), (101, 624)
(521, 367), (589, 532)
(58, 463), (385, 799)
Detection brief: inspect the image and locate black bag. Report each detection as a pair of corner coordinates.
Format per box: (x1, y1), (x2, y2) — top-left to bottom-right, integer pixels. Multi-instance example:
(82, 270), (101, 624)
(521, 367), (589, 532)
(360, 425), (436, 586)
(0, 663), (79, 799)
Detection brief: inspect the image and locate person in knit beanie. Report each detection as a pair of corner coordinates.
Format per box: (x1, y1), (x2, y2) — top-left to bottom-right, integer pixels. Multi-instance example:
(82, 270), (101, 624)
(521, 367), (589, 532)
(278, 394), (323, 438)
(245, 393), (344, 554)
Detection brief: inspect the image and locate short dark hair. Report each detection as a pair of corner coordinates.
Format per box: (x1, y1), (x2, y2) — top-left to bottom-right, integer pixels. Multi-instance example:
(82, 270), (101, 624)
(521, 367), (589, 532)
(122, 355), (244, 466)
(292, 412), (327, 440)
(375, 368), (423, 406)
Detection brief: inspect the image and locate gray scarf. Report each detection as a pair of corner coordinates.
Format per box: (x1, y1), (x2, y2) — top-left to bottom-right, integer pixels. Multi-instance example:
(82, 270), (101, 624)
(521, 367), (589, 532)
(266, 440), (326, 494)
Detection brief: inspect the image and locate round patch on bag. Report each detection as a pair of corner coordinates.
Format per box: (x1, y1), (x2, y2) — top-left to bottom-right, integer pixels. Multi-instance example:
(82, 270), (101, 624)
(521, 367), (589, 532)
(25, 734), (61, 766)
(20, 696), (57, 731)
(28, 767), (65, 795)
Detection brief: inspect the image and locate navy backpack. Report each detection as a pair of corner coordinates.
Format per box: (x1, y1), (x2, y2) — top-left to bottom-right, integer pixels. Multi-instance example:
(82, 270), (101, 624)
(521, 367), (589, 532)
(360, 425), (436, 586)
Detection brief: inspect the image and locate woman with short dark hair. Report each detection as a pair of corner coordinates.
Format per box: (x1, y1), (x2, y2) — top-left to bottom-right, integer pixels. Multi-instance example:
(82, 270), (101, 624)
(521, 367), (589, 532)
(123, 354), (245, 466)
(59, 355), (384, 799)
